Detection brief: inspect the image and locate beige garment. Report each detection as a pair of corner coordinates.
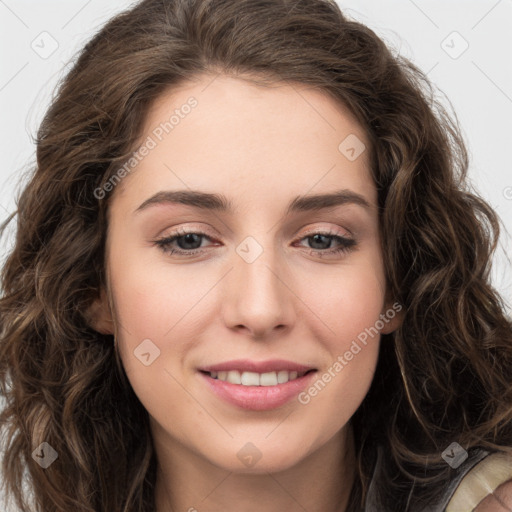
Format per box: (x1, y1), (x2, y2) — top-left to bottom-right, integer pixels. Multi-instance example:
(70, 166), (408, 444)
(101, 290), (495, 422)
(446, 451), (512, 511)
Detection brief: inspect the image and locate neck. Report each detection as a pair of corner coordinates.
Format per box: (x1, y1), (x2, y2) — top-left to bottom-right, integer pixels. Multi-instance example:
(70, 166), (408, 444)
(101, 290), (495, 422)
(154, 422), (356, 512)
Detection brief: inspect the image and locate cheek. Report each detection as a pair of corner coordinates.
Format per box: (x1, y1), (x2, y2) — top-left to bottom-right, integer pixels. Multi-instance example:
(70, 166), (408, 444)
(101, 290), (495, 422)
(108, 244), (210, 340)
(106, 244), (216, 410)
(291, 253), (385, 428)
(300, 250), (386, 347)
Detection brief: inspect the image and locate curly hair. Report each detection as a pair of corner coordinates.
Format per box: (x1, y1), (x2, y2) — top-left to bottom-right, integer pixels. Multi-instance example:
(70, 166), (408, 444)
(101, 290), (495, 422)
(1, 0), (511, 511)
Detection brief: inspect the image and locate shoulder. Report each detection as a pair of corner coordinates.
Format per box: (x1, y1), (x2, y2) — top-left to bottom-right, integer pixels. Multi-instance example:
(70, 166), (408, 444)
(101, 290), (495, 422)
(447, 451), (512, 512)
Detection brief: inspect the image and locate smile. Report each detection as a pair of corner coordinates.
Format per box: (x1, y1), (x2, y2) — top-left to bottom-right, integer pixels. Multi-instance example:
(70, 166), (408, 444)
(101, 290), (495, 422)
(204, 369), (313, 386)
(199, 362), (318, 410)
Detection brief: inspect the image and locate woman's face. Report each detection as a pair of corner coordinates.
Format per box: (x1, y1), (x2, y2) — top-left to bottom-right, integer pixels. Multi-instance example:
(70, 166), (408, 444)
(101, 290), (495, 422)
(92, 73), (401, 473)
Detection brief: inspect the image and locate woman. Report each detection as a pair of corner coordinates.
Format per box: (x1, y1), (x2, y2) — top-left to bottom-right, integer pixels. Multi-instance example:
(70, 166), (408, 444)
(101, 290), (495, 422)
(0, 0), (511, 510)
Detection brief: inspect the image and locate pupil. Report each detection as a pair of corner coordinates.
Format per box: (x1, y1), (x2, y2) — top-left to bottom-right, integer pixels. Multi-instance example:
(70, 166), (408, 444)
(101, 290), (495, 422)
(179, 233), (202, 250)
(310, 234), (330, 249)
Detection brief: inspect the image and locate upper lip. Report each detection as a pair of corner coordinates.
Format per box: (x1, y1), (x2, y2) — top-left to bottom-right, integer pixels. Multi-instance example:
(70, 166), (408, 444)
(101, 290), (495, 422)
(198, 359), (317, 374)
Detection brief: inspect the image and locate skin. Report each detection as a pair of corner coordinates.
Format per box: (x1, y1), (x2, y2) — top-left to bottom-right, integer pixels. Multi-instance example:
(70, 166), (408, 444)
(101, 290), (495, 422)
(89, 72), (403, 512)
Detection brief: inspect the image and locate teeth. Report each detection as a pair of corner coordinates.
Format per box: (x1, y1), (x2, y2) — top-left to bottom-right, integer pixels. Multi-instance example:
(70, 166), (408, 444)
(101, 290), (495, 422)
(226, 370), (241, 384)
(241, 371), (260, 386)
(209, 369), (305, 386)
(259, 372), (278, 386)
(277, 370), (289, 384)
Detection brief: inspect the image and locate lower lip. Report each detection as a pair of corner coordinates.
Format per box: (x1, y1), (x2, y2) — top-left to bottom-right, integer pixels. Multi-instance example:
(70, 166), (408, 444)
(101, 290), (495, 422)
(199, 371), (317, 411)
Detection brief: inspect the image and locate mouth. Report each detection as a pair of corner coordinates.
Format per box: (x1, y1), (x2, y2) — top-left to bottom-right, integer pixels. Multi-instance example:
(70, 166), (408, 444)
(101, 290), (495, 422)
(199, 368), (316, 386)
(198, 364), (318, 411)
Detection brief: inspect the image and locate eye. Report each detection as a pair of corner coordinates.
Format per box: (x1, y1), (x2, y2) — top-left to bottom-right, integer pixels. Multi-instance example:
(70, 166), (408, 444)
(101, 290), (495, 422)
(153, 228), (357, 257)
(294, 231), (357, 256)
(154, 227), (214, 256)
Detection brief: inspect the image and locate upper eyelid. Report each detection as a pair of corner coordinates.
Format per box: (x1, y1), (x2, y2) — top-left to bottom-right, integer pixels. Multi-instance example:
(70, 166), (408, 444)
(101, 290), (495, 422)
(300, 226), (351, 238)
(161, 226), (351, 241)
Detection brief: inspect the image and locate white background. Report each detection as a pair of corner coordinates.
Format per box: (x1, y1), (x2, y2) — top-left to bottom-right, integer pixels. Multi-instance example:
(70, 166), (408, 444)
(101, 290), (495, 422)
(0, 1), (511, 509)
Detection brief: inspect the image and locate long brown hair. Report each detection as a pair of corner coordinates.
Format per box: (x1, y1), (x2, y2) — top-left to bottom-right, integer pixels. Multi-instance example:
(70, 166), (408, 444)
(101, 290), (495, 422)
(1, 0), (511, 510)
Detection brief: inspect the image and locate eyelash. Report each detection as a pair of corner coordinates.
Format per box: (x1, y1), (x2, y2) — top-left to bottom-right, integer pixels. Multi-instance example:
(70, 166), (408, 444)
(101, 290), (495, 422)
(153, 227), (357, 258)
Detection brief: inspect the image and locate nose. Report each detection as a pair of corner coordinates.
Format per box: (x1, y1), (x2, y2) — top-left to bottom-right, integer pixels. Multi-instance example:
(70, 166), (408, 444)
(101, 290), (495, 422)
(221, 242), (296, 340)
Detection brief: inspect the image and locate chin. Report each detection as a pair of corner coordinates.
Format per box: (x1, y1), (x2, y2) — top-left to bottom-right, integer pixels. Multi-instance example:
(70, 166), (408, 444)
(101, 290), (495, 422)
(204, 439), (312, 474)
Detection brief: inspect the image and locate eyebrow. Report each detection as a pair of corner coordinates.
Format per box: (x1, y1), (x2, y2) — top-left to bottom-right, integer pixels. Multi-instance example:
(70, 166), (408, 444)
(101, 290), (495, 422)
(134, 188), (371, 215)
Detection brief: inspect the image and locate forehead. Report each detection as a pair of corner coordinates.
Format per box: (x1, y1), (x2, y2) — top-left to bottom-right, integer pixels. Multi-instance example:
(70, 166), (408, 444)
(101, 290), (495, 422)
(112, 73), (375, 211)
(142, 72), (368, 147)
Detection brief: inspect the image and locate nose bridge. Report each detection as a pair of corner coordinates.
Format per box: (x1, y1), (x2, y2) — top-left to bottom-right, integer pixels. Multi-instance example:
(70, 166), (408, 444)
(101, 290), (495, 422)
(222, 234), (295, 337)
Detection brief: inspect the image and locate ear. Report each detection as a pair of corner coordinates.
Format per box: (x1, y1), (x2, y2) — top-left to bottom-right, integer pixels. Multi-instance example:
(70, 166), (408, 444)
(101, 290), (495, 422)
(86, 287), (115, 335)
(379, 299), (404, 335)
